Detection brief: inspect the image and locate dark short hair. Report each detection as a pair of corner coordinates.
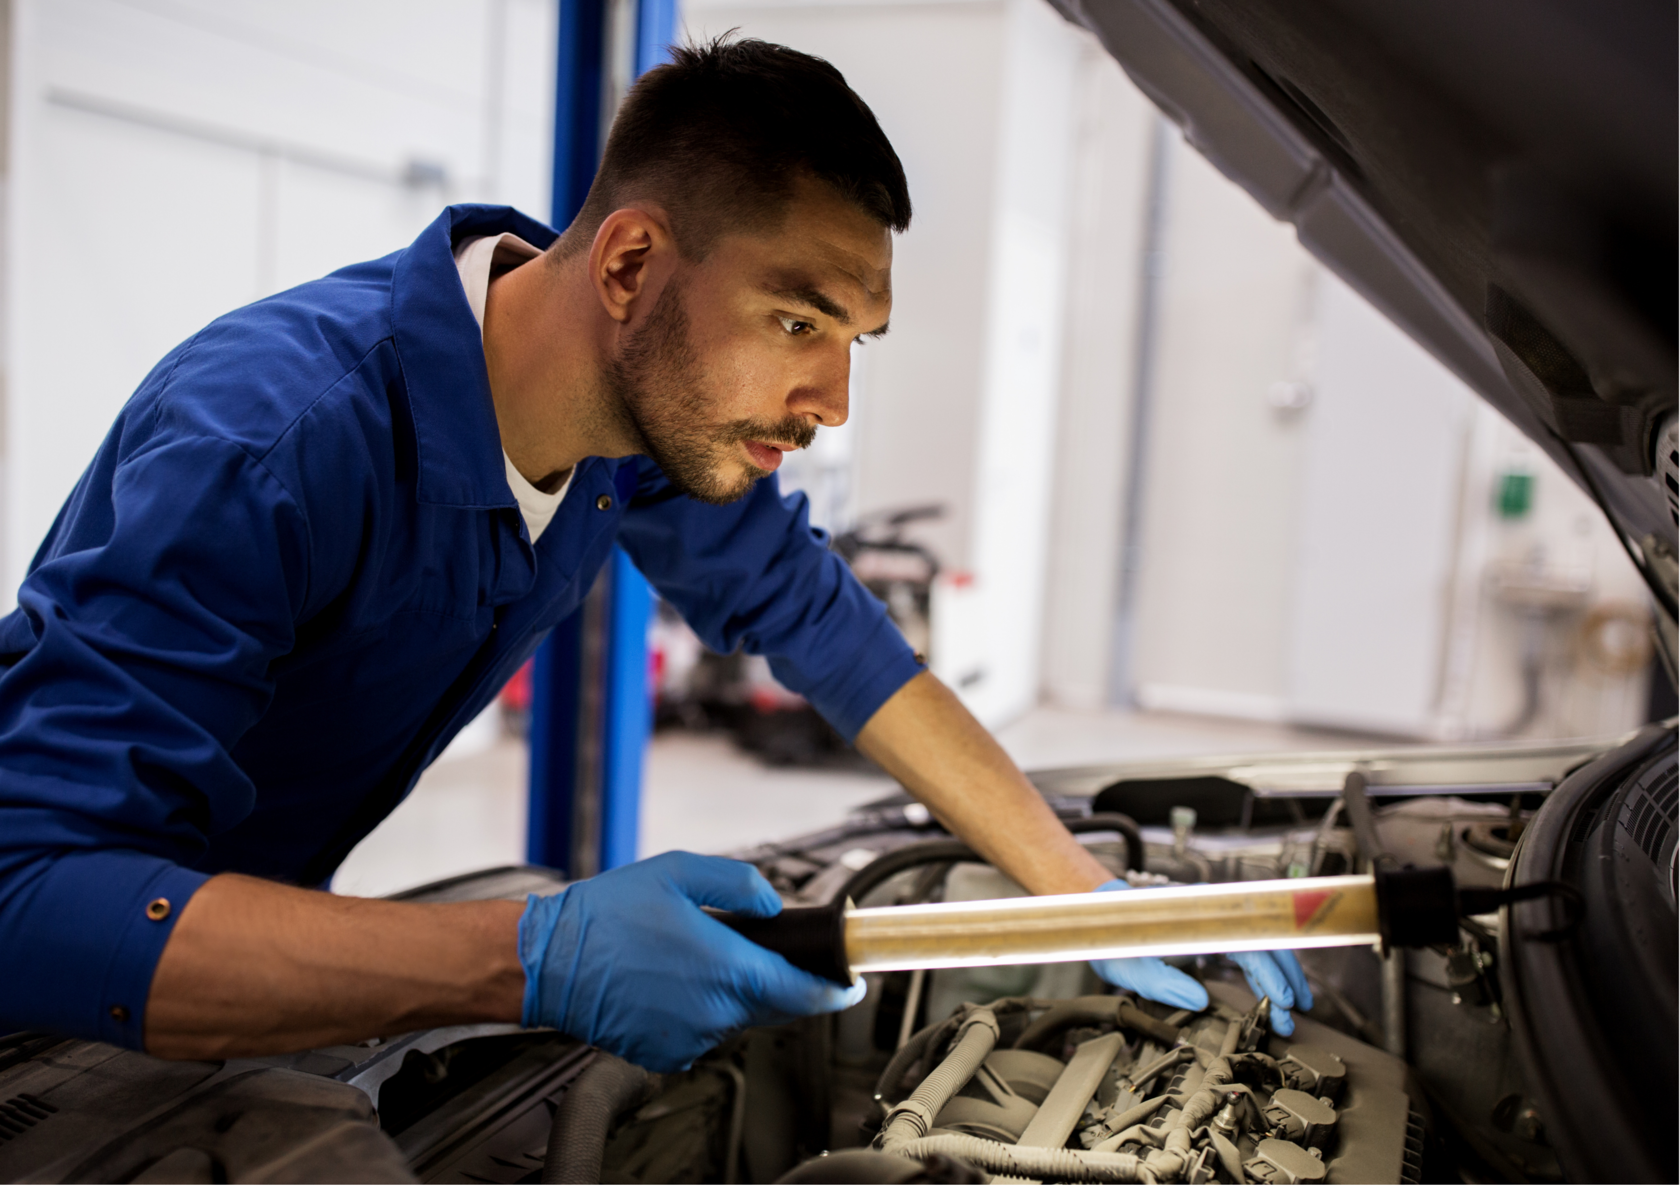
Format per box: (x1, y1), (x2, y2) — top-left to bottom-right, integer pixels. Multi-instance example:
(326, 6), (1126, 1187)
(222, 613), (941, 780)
(560, 36), (912, 258)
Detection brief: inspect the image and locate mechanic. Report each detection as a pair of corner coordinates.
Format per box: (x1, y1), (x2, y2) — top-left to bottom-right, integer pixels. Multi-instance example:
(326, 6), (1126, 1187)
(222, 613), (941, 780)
(0, 38), (1307, 1073)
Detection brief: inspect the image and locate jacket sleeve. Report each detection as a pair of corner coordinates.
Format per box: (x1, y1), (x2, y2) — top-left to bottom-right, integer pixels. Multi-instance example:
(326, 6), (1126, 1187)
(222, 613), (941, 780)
(614, 458), (923, 742)
(0, 434), (310, 1047)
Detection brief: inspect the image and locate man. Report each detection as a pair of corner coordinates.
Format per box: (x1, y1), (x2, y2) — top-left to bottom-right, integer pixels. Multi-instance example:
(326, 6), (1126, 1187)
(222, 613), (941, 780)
(0, 39), (1307, 1072)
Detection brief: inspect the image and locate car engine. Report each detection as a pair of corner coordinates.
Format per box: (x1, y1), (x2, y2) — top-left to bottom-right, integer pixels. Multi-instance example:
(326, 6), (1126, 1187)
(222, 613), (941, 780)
(817, 984), (1419, 1185)
(0, 727), (1670, 1183)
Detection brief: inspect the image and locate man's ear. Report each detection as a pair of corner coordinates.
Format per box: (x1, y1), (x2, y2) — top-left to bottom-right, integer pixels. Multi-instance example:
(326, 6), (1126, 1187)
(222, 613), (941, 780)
(589, 206), (673, 325)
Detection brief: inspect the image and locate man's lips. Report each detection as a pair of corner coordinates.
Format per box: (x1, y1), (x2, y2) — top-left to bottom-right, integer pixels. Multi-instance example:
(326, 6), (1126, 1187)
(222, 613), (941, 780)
(743, 441), (791, 471)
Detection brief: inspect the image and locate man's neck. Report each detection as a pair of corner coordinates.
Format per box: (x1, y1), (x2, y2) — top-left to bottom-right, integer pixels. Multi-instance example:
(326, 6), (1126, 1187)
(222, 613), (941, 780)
(481, 253), (632, 487)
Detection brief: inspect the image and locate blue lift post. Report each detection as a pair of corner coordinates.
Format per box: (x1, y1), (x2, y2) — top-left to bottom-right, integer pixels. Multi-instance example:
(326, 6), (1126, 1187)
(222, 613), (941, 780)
(527, 0), (675, 878)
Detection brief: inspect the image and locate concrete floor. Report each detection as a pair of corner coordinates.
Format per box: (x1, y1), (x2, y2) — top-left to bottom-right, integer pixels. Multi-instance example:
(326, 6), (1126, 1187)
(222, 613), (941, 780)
(331, 706), (1379, 898)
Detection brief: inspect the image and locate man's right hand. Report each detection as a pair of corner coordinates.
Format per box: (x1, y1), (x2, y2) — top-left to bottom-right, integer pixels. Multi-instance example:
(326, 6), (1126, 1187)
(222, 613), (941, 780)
(518, 851), (863, 1072)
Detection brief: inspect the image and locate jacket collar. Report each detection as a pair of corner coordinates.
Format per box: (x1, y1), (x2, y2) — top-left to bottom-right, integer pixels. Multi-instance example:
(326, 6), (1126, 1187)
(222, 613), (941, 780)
(391, 204), (561, 509)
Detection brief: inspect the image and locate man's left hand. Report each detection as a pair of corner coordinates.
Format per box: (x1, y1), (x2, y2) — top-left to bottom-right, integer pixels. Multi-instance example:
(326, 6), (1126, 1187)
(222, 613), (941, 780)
(1087, 879), (1314, 1035)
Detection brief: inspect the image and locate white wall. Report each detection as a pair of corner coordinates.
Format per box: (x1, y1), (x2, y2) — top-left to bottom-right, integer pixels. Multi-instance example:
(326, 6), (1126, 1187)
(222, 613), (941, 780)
(1122, 124), (1653, 740)
(1282, 269), (1476, 737)
(955, 0), (1082, 725)
(1037, 48), (1154, 710)
(1128, 129), (1317, 720)
(4, 0), (556, 602)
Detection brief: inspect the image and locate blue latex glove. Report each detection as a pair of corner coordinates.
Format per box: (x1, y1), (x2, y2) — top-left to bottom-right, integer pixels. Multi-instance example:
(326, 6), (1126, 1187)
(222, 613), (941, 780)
(1087, 879), (1314, 1036)
(519, 851), (865, 1072)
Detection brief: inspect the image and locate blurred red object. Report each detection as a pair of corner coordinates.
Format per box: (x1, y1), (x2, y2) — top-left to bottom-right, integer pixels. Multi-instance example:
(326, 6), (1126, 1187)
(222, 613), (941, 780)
(500, 658), (534, 713)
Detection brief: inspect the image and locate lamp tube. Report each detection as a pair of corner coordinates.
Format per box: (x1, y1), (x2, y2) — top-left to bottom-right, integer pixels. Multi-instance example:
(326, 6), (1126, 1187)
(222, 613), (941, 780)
(841, 875), (1381, 974)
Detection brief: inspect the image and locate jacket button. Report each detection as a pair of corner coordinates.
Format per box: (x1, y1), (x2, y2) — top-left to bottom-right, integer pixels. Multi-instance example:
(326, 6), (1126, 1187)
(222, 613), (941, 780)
(110, 1004), (130, 1022)
(146, 898), (171, 921)
(596, 494), (612, 511)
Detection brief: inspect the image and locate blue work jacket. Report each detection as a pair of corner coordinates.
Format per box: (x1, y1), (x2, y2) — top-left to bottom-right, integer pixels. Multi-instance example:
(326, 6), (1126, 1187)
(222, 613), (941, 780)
(0, 204), (920, 1048)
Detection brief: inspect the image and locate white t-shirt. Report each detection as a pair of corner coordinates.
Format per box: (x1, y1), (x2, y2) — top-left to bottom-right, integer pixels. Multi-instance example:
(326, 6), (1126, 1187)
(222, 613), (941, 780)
(454, 232), (571, 543)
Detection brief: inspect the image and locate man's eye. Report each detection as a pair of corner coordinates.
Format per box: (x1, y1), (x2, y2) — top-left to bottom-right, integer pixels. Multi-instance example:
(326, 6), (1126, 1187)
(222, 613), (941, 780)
(777, 316), (815, 336)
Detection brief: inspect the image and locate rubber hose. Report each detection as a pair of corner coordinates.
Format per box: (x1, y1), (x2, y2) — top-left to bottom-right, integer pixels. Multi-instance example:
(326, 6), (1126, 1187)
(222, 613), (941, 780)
(837, 839), (986, 907)
(875, 995), (1041, 1105)
(1074, 813), (1147, 877)
(874, 1016), (948, 1102)
(836, 815), (1149, 913)
(1012, 996), (1115, 1051)
(1340, 771), (1389, 871)
(898, 815), (1144, 897)
(542, 1052), (655, 1184)
(877, 1009), (999, 1150)
(1012, 995), (1179, 1052)
(895, 1134), (1153, 1183)
(1116, 1002), (1183, 1046)
(836, 815), (1145, 906)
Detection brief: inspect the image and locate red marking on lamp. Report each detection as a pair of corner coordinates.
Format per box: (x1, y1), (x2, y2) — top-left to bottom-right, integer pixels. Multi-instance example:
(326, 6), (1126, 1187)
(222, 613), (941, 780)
(1293, 889), (1335, 930)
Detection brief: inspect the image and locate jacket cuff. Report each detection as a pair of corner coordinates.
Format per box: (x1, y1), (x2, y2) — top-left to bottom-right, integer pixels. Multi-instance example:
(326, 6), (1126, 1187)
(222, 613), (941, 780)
(778, 613), (925, 743)
(3, 850), (209, 1049)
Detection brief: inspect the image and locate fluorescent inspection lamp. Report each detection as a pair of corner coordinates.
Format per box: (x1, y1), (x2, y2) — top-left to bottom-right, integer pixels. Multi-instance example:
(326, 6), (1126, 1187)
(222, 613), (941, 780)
(714, 865), (1553, 985)
(840, 875), (1380, 973)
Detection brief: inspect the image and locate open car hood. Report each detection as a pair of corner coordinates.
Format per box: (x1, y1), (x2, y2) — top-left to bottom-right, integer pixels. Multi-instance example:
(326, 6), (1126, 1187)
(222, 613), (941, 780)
(1049, 0), (1678, 665)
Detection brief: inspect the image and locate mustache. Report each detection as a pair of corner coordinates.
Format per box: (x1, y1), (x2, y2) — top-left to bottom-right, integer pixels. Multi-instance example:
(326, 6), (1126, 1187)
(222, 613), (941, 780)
(718, 416), (818, 451)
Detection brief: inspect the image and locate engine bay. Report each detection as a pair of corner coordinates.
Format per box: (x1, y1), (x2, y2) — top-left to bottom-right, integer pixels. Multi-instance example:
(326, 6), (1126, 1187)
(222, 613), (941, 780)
(0, 728), (1671, 1183)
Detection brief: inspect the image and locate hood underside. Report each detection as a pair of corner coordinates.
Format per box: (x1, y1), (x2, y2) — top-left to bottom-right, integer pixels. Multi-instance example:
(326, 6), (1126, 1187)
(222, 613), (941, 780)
(1051, 0), (1678, 656)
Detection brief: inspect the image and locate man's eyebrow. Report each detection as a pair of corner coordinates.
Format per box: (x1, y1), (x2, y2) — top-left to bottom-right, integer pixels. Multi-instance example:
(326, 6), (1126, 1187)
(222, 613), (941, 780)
(768, 284), (889, 337)
(767, 284), (852, 324)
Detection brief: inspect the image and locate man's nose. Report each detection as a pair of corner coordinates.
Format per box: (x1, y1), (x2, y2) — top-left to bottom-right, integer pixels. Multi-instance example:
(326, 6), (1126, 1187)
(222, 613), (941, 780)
(786, 350), (851, 428)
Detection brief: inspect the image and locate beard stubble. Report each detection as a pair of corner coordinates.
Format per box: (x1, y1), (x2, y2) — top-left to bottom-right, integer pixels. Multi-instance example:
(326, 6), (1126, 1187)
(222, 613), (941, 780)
(603, 279), (816, 506)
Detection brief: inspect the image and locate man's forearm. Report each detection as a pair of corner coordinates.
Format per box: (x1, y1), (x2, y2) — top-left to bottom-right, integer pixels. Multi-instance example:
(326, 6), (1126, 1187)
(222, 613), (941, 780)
(145, 873), (525, 1059)
(854, 670), (1113, 896)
